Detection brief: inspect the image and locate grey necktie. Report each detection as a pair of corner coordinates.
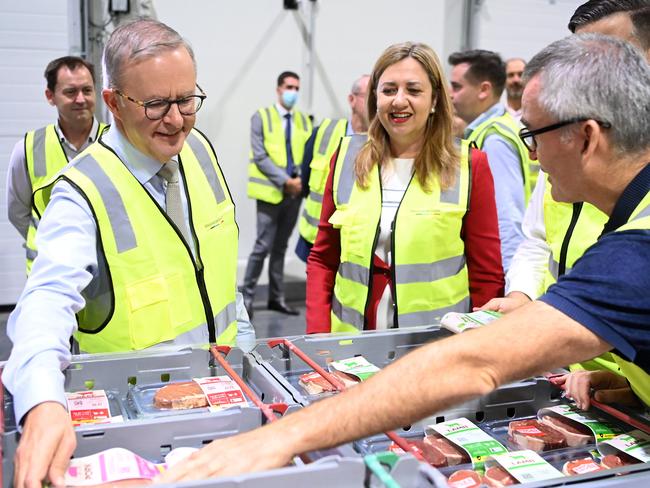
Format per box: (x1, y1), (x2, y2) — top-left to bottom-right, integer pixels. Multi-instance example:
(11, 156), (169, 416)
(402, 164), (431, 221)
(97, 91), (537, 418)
(158, 160), (190, 244)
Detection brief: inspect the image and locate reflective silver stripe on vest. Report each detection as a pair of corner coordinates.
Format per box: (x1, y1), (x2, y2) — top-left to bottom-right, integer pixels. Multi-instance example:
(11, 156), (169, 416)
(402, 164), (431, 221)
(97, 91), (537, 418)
(308, 191), (323, 203)
(317, 121), (339, 155)
(30, 214), (40, 228)
(440, 166), (461, 204)
(74, 154), (137, 253)
(395, 255), (466, 283)
(301, 208), (320, 227)
(25, 247), (38, 261)
(185, 132), (226, 203)
(32, 127), (48, 177)
(300, 112), (308, 130)
(214, 300), (237, 333)
(631, 204), (650, 222)
(249, 177), (276, 188)
(335, 134), (368, 206)
(332, 295), (365, 329)
(338, 261), (370, 285)
(398, 296), (471, 327)
(263, 108), (273, 131)
(548, 253), (559, 281)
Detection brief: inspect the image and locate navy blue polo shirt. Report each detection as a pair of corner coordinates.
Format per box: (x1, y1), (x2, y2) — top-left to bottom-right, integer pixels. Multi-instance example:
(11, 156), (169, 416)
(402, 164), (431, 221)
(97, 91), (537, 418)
(540, 163), (650, 373)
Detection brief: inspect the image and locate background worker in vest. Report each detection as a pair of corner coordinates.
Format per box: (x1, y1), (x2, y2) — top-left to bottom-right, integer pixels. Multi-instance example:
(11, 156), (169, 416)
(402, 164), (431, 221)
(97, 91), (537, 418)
(6, 56), (104, 243)
(3, 19), (255, 487)
(243, 71), (313, 318)
(481, 0), (650, 407)
(504, 57), (526, 122)
(449, 49), (538, 273)
(295, 74), (370, 263)
(305, 42), (504, 334)
(161, 34), (650, 481)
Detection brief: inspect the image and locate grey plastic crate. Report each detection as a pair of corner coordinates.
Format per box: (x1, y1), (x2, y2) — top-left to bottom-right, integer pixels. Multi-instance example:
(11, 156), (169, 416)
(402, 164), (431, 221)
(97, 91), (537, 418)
(251, 327), (451, 405)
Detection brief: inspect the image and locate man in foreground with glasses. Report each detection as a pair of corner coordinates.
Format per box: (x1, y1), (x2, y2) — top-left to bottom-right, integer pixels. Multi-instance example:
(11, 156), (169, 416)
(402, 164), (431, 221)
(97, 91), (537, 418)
(160, 33), (650, 481)
(481, 0), (650, 401)
(2, 19), (254, 488)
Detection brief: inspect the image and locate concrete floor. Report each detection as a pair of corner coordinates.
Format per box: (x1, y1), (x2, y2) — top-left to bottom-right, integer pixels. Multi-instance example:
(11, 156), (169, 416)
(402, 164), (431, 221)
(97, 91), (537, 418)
(0, 298), (307, 362)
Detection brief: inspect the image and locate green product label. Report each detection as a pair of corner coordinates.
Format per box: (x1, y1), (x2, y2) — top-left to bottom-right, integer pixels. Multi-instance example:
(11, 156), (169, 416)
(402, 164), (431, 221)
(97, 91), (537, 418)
(329, 356), (380, 381)
(427, 417), (507, 470)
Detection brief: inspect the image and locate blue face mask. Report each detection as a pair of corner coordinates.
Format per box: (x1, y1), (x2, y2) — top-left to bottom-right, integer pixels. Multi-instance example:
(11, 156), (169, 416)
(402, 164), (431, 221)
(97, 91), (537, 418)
(282, 90), (298, 109)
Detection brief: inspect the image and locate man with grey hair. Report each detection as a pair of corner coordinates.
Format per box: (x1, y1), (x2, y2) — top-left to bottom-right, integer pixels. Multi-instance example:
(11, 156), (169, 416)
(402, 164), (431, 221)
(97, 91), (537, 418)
(2, 18), (254, 487)
(161, 34), (650, 481)
(482, 0), (650, 393)
(296, 74), (370, 263)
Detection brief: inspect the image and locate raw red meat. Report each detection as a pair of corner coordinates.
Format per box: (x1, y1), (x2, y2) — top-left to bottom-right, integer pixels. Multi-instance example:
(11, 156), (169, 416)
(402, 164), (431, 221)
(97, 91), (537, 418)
(600, 453), (638, 469)
(508, 419), (566, 452)
(540, 415), (593, 447)
(423, 434), (470, 466)
(298, 372), (337, 394)
(447, 469), (484, 487)
(484, 465), (518, 486)
(562, 457), (604, 476)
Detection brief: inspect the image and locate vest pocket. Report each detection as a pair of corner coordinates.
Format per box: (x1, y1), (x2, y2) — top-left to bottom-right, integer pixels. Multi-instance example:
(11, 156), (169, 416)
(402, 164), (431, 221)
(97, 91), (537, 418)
(126, 274), (191, 349)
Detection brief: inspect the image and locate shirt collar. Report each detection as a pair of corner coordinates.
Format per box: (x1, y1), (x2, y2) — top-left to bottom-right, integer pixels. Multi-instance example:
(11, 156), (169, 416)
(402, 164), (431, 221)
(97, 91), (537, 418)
(100, 125), (175, 185)
(346, 119), (355, 136)
(602, 163), (650, 236)
(465, 102), (505, 137)
(275, 103), (291, 118)
(55, 118), (99, 149)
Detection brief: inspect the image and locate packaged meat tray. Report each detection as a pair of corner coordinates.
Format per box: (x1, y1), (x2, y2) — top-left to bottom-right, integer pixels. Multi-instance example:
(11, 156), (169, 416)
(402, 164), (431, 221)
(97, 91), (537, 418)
(127, 379), (251, 419)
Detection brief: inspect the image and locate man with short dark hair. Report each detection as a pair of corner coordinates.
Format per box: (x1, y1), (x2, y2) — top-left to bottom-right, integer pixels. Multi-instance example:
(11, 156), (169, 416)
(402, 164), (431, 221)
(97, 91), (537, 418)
(448, 50), (537, 272)
(6, 56), (105, 270)
(243, 70), (313, 317)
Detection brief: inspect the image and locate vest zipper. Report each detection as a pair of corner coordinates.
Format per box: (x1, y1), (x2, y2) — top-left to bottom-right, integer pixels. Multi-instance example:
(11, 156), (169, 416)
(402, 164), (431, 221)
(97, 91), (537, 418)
(178, 160), (216, 343)
(389, 171), (415, 329)
(558, 202), (583, 278)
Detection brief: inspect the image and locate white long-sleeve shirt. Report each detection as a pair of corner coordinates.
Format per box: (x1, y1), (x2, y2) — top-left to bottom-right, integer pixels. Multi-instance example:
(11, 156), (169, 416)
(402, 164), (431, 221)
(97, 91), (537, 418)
(504, 172), (550, 299)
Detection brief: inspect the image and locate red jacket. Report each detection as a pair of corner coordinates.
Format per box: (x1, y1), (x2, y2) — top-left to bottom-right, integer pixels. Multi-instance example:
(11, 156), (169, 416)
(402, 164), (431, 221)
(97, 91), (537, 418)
(306, 147), (504, 333)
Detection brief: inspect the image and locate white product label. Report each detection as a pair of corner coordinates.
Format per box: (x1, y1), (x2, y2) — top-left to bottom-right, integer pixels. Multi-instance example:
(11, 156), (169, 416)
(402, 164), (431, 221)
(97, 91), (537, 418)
(426, 417), (507, 469)
(65, 447), (164, 486)
(599, 430), (650, 462)
(440, 311), (501, 334)
(328, 356), (380, 381)
(194, 375), (248, 410)
(66, 390), (122, 426)
(486, 450), (564, 483)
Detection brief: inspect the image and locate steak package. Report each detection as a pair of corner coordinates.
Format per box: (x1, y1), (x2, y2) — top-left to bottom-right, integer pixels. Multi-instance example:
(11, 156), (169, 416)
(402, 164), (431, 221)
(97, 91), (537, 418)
(507, 419), (566, 452)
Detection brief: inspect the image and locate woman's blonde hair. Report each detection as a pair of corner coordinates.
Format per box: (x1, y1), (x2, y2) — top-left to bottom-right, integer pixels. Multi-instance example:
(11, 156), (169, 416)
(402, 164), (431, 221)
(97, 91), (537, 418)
(355, 42), (459, 191)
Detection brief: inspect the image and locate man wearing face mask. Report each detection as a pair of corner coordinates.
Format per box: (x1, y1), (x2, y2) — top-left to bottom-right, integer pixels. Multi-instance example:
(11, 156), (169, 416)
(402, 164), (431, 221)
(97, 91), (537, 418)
(244, 71), (313, 318)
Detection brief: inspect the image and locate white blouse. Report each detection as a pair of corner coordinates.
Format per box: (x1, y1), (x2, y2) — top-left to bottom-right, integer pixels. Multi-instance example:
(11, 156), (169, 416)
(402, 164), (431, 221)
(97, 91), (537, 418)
(375, 158), (414, 329)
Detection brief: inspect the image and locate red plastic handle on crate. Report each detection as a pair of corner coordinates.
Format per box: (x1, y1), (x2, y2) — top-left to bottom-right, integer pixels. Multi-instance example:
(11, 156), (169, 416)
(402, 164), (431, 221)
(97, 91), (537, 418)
(209, 346), (277, 423)
(545, 372), (650, 435)
(268, 338), (346, 390)
(266, 339), (424, 462)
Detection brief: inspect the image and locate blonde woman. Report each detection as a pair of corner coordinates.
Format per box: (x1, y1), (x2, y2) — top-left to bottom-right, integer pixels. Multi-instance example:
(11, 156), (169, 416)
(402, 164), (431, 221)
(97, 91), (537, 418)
(306, 42), (504, 333)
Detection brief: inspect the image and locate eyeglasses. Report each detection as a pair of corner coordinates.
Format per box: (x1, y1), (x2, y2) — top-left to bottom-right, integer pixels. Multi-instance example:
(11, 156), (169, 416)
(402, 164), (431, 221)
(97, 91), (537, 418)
(113, 84), (207, 120)
(519, 118), (611, 152)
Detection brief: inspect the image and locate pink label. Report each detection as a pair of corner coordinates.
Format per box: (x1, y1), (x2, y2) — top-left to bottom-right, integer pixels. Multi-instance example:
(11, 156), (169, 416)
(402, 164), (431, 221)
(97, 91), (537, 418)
(194, 376), (247, 408)
(66, 390), (111, 426)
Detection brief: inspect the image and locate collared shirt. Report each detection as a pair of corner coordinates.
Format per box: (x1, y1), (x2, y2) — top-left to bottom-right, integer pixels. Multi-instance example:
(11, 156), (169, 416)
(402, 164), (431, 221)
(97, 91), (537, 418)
(6, 118), (100, 239)
(505, 102), (523, 123)
(540, 164), (650, 373)
(466, 103), (526, 273)
(1, 125), (255, 426)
